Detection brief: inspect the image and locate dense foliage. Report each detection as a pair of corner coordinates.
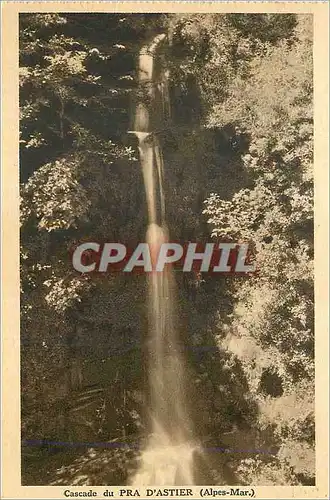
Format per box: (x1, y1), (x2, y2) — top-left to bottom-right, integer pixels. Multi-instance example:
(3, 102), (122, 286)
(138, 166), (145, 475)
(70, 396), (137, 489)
(20, 13), (314, 486)
(201, 15), (314, 485)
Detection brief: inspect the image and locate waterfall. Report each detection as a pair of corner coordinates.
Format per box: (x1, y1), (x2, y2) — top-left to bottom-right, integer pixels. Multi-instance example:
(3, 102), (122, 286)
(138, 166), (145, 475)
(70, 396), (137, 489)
(129, 34), (197, 485)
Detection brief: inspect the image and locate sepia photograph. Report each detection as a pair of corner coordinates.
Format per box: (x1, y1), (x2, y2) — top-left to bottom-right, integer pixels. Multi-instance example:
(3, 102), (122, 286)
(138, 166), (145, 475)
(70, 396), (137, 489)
(1, 3), (328, 498)
(18, 11), (316, 487)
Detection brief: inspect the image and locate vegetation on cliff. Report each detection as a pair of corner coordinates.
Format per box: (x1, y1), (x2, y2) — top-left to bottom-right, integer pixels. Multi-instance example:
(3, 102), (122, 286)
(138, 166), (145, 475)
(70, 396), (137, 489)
(20, 13), (314, 485)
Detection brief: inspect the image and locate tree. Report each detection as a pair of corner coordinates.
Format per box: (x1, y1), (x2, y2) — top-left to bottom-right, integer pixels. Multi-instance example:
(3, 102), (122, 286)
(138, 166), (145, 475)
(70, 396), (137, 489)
(203, 15), (314, 484)
(20, 12), (164, 445)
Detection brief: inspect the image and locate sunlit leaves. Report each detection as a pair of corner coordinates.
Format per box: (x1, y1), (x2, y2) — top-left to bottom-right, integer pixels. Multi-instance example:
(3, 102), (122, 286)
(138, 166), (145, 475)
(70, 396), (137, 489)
(21, 157), (91, 231)
(44, 275), (91, 313)
(202, 15), (314, 483)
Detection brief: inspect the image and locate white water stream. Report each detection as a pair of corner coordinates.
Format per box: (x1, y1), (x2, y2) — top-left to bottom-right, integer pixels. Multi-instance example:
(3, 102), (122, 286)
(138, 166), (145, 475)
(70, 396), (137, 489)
(130, 35), (198, 486)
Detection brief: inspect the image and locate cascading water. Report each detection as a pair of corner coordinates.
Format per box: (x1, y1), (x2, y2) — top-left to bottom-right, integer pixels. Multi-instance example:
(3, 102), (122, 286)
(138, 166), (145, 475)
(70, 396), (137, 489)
(129, 35), (198, 485)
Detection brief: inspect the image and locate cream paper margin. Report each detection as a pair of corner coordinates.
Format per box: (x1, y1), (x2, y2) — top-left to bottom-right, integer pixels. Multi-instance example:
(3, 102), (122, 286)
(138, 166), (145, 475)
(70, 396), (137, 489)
(1, 2), (329, 499)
